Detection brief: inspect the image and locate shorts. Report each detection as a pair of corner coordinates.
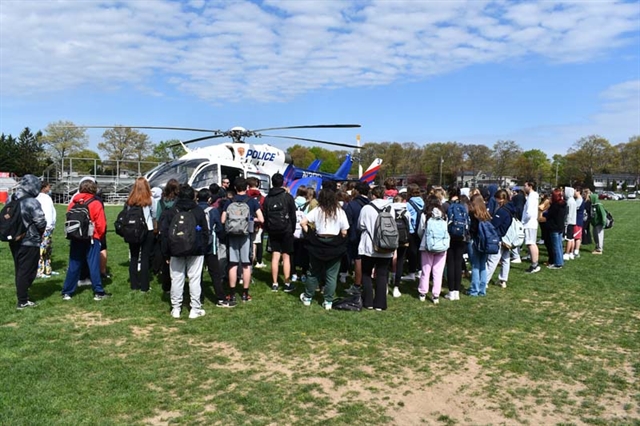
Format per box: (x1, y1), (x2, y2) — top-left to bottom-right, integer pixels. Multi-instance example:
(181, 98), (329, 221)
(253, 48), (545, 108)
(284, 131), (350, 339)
(564, 225), (575, 241)
(524, 228), (538, 246)
(573, 225), (582, 241)
(228, 235), (252, 265)
(267, 233), (294, 254)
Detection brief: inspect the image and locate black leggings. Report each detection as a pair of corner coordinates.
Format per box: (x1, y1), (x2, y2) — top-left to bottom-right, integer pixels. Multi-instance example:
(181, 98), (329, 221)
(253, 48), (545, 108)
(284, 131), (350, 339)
(205, 253), (226, 302)
(361, 256), (390, 310)
(393, 245), (409, 286)
(129, 232), (155, 291)
(407, 233), (421, 274)
(446, 240), (466, 292)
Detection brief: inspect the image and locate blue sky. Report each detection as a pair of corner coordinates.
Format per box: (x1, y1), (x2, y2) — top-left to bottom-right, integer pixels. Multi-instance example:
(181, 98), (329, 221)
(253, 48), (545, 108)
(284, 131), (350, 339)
(1, 0), (639, 157)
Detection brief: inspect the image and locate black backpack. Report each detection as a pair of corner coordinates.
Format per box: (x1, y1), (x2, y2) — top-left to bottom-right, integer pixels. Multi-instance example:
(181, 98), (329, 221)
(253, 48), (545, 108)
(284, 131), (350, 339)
(115, 205), (148, 244)
(394, 206), (410, 246)
(0, 195), (28, 242)
(65, 198), (96, 241)
(168, 209), (197, 256)
(266, 194), (290, 234)
(332, 294), (363, 311)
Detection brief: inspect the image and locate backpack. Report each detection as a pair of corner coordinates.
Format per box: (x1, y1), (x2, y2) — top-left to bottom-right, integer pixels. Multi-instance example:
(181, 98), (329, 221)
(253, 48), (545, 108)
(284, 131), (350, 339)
(0, 195), (28, 242)
(605, 210), (614, 229)
(394, 206), (410, 246)
(331, 294), (363, 311)
(476, 220), (500, 254)
(501, 214), (524, 249)
(225, 200), (251, 235)
(424, 216), (450, 252)
(447, 202), (469, 240)
(65, 198), (96, 241)
(407, 199), (421, 233)
(293, 202), (309, 239)
(204, 206), (219, 255)
(168, 209), (197, 256)
(114, 205), (148, 244)
(368, 203), (399, 253)
(266, 194), (290, 234)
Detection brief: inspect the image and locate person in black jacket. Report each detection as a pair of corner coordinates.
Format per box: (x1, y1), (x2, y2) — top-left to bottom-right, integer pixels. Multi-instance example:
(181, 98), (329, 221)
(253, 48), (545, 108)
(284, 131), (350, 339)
(263, 173), (297, 293)
(8, 174), (47, 309)
(485, 189), (515, 289)
(159, 184), (209, 319)
(546, 188), (567, 269)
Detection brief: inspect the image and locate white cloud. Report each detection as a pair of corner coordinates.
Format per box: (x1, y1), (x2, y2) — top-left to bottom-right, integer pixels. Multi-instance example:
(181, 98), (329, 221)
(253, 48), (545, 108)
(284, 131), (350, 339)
(0, 0), (638, 102)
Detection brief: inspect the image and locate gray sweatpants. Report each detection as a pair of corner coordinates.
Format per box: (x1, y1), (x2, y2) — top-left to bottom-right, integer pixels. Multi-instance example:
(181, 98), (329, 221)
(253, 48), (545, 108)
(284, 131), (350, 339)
(170, 255), (204, 310)
(593, 225), (604, 251)
(486, 246), (511, 283)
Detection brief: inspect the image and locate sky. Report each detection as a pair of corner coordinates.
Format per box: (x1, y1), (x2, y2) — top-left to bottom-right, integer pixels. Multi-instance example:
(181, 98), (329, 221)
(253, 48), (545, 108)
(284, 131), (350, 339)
(1, 0), (639, 158)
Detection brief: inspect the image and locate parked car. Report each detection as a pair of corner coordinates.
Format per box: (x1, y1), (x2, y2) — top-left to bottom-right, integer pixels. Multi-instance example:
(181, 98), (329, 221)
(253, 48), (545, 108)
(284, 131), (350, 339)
(615, 192), (625, 200)
(627, 191), (637, 200)
(598, 191), (614, 200)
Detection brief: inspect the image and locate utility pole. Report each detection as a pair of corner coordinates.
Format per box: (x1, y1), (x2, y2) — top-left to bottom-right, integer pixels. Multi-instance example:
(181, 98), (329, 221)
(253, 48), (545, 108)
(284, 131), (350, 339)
(439, 156), (444, 185)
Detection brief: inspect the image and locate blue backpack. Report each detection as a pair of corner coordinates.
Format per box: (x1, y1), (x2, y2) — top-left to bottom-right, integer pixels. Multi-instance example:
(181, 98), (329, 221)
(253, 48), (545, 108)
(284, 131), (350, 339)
(424, 217), (450, 252)
(447, 202), (469, 240)
(476, 220), (500, 254)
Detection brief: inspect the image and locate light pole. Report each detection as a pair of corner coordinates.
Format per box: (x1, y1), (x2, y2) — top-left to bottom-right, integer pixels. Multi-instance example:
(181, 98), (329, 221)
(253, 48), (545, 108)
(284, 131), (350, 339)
(439, 156), (444, 185)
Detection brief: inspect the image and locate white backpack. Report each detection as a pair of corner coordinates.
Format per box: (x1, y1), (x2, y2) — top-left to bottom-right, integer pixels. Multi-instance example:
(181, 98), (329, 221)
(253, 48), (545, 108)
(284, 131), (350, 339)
(502, 215), (524, 249)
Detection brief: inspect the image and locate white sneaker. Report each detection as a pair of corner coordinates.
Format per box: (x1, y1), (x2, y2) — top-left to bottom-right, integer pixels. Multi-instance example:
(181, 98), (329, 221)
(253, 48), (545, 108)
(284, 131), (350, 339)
(510, 258), (522, 264)
(444, 292), (455, 300)
(291, 274), (298, 282)
(401, 273), (415, 281)
(419, 293), (426, 302)
(417, 271), (422, 279)
(189, 308), (206, 319)
(271, 283), (279, 292)
(499, 281), (507, 288)
(432, 297), (439, 305)
(171, 308), (181, 319)
(569, 254), (575, 260)
(254, 262), (266, 269)
(392, 287), (401, 298)
(563, 253), (570, 261)
(323, 301), (332, 310)
(536, 239), (544, 245)
(454, 291), (460, 300)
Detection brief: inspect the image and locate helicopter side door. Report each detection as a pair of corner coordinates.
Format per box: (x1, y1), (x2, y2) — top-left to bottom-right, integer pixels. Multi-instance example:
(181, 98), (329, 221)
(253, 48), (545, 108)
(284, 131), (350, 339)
(191, 163), (220, 190)
(220, 165), (245, 189)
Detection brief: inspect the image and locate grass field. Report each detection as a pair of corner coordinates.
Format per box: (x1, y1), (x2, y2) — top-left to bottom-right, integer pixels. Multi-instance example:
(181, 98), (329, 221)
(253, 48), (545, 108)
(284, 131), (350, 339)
(0, 201), (639, 425)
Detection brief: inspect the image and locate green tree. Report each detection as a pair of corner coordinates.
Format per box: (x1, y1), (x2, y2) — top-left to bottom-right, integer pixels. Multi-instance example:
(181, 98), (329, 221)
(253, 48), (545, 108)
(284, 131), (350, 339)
(286, 145), (315, 169)
(515, 149), (551, 185)
(568, 135), (615, 179)
(69, 149), (102, 175)
(17, 128), (47, 176)
(464, 144), (493, 186)
(0, 134), (19, 173)
(98, 127), (153, 174)
(308, 147), (340, 174)
(152, 140), (187, 162)
(42, 121), (88, 173)
(621, 136), (640, 188)
(492, 140), (522, 186)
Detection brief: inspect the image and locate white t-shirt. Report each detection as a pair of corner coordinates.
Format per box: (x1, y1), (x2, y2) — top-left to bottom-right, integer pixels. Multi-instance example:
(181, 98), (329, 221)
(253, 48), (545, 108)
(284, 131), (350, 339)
(36, 192), (56, 230)
(306, 207), (349, 236)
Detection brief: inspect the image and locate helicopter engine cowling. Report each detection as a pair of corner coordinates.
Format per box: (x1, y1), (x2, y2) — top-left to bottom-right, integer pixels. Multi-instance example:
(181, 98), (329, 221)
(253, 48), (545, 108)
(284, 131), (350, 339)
(284, 153), (293, 165)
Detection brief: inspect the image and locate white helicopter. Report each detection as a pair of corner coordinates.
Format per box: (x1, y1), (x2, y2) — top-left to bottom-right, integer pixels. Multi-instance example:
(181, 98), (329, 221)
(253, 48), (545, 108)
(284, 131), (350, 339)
(77, 124), (383, 193)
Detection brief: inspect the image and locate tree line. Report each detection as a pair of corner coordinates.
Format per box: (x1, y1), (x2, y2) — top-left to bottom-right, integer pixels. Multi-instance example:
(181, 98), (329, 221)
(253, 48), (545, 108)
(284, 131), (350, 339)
(1, 120), (639, 189)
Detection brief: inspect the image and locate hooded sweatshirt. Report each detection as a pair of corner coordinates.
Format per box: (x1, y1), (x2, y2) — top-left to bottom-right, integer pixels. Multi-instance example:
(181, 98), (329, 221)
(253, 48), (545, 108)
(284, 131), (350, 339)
(160, 198), (209, 257)
(491, 202), (516, 238)
(68, 191), (106, 241)
(11, 174), (47, 247)
(486, 184), (499, 216)
(406, 196), (425, 234)
(564, 187), (577, 226)
(357, 198), (395, 258)
(589, 194), (607, 227)
(263, 187), (296, 235)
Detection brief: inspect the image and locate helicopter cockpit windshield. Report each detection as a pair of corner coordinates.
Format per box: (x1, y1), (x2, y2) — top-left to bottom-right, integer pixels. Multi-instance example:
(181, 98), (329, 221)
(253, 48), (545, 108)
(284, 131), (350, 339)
(147, 159), (206, 189)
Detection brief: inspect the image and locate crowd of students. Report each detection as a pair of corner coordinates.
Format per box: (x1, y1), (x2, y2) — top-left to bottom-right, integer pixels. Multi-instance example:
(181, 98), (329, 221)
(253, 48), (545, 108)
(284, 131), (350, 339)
(3, 173), (610, 314)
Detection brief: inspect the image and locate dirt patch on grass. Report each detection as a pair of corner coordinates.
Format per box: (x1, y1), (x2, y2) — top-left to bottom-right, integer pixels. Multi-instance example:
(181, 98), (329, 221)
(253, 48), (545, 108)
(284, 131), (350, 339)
(143, 410), (181, 425)
(1, 322), (18, 327)
(64, 311), (126, 326)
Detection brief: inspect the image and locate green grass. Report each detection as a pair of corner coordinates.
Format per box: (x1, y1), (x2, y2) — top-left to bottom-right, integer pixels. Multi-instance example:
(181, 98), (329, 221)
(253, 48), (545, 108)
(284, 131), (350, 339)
(1, 201), (639, 425)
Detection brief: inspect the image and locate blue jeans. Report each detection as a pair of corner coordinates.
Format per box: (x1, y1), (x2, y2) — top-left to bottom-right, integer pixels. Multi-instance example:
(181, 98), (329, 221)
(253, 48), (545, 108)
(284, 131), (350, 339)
(468, 243), (488, 296)
(550, 232), (564, 266)
(62, 239), (105, 295)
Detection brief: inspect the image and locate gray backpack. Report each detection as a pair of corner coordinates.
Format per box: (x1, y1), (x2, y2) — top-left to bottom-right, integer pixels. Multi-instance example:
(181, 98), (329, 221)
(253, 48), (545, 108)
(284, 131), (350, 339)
(225, 201), (250, 235)
(368, 204), (399, 253)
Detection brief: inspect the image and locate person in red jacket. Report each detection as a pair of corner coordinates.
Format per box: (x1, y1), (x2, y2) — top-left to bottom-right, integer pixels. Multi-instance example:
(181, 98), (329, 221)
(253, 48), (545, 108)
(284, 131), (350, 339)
(61, 178), (111, 301)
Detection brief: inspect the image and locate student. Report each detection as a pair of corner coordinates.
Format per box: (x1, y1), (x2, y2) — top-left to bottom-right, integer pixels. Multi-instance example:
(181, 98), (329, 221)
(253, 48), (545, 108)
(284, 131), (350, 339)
(197, 189), (235, 308)
(522, 181), (541, 274)
(125, 177), (156, 292)
(36, 181), (57, 278)
(221, 177), (264, 302)
(7, 174), (47, 309)
(416, 195), (449, 304)
(404, 183), (424, 281)
(589, 193), (607, 254)
(299, 188), (349, 310)
(383, 177), (399, 199)
(263, 173), (297, 292)
(342, 181), (370, 293)
(444, 187), (467, 301)
(546, 189), (567, 269)
(291, 186), (310, 283)
(485, 189), (515, 288)
(160, 184), (208, 319)
(563, 187), (577, 261)
(573, 187), (585, 258)
(156, 179), (180, 293)
(467, 194), (492, 297)
(358, 185), (395, 310)
(390, 194), (410, 298)
(246, 177), (265, 269)
(61, 178), (111, 301)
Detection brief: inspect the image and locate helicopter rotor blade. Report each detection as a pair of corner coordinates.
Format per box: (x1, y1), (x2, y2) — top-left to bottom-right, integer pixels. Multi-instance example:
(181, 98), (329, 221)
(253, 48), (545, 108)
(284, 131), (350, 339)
(264, 135), (360, 150)
(252, 124), (361, 133)
(168, 134), (225, 148)
(61, 125), (221, 133)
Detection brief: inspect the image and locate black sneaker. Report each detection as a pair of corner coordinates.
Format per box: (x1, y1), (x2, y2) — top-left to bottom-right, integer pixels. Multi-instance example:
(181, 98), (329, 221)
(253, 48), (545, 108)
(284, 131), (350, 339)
(17, 301), (37, 310)
(525, 265), (541, 274)
(241, 293), (252, 302)
(283, 283), (296, 293)
(93, 292), (113, 301)
(226, 294), (236, 303)
(216, 299), (237, 308)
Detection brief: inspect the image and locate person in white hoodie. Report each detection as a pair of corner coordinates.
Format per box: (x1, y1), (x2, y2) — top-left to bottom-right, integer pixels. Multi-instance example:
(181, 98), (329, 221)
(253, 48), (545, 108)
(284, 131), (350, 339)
(522, 181), (541, 274)
(358, 186), (395, 311)
(36, 181), (57, 278)
(563, 187), (577, 260)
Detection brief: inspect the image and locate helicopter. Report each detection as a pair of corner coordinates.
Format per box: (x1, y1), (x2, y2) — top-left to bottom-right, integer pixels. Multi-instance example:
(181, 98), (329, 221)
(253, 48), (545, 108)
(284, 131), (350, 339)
(74, 124), (383, 194)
